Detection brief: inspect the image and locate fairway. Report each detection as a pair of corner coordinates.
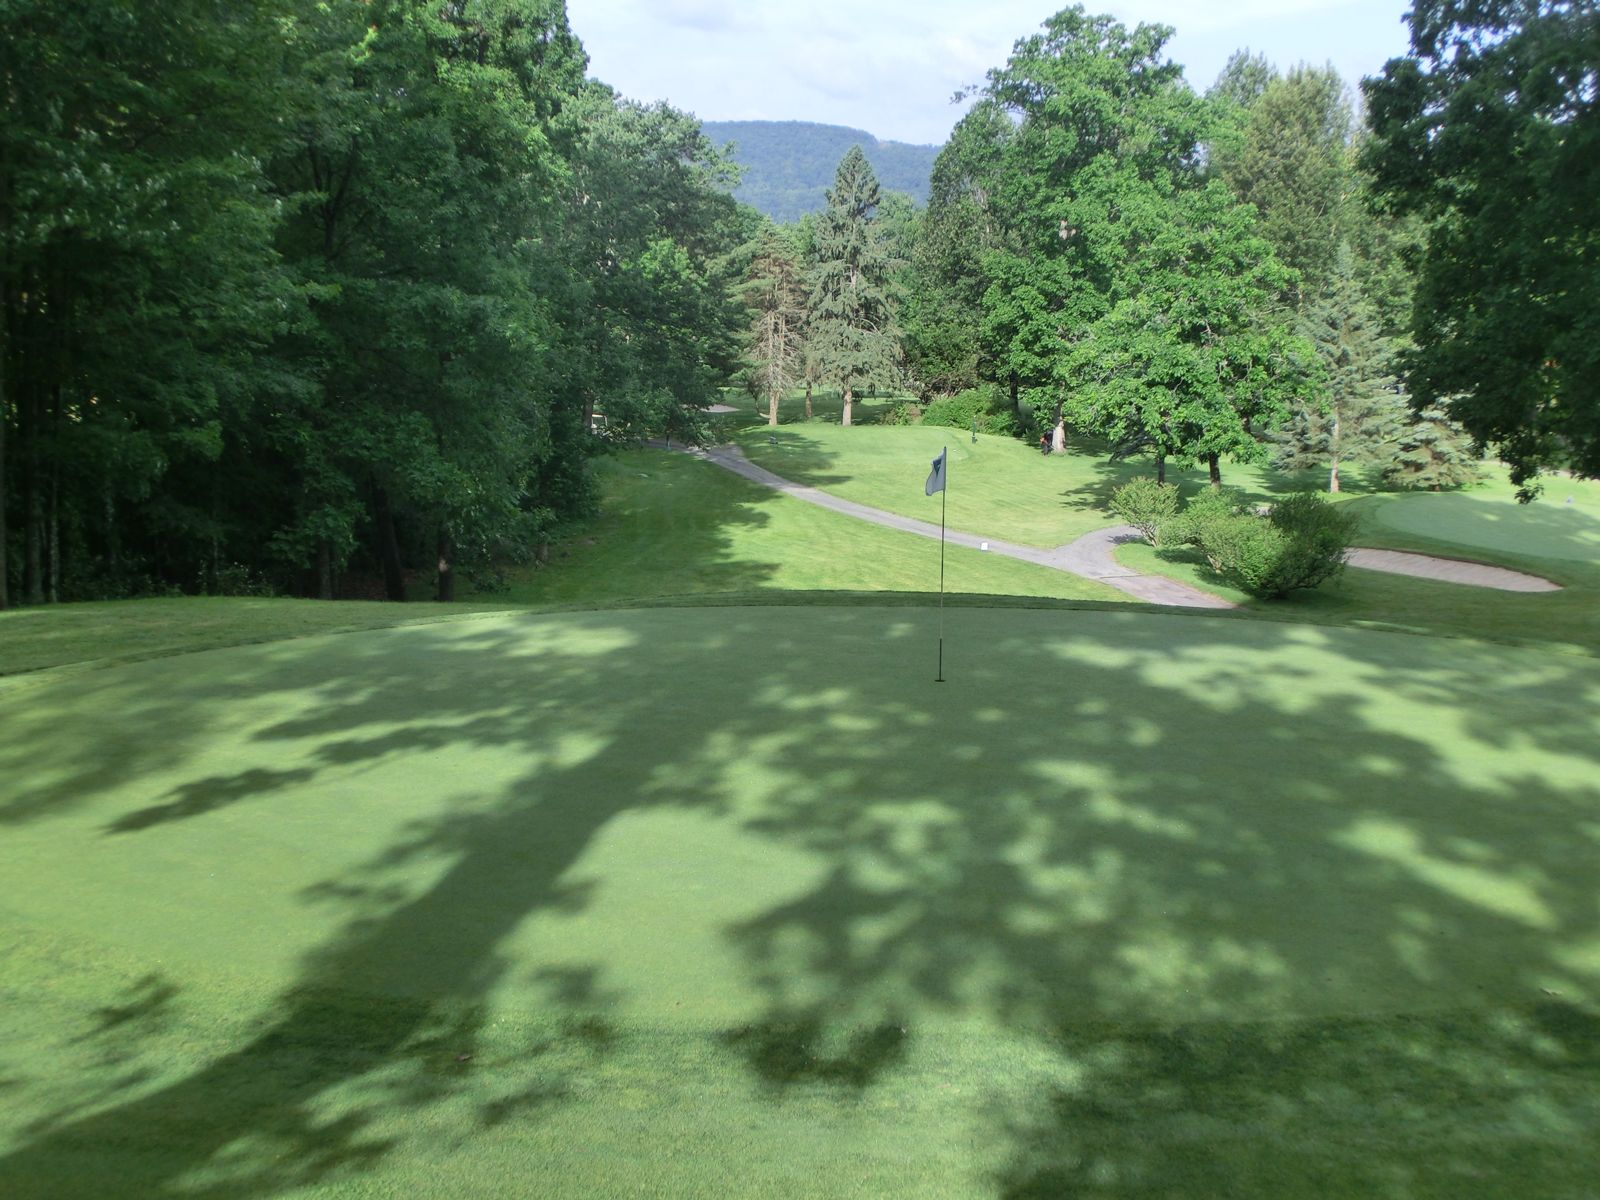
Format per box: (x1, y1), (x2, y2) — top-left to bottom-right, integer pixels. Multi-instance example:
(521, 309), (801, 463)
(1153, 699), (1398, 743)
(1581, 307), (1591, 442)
(4, 607), (1598, 1198)
(1371, 490), (1600, 562)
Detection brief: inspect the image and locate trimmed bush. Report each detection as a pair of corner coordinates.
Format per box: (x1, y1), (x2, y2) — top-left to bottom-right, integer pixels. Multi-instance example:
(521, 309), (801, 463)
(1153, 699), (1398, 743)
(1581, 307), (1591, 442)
(1109, 477), (1180, 546)
(1165, 487), (1249, 548)
(1181, 490), (1357, 599)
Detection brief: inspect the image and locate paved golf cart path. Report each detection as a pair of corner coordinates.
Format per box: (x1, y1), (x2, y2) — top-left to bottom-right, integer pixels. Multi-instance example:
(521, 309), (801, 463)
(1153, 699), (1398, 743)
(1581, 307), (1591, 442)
(675, 443), (1563, 604)
(688, 444), (1235, 608)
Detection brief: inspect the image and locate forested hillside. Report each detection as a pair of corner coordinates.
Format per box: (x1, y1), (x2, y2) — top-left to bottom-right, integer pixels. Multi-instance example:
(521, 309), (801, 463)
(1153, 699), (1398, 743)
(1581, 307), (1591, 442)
(702, 121), (939, 220)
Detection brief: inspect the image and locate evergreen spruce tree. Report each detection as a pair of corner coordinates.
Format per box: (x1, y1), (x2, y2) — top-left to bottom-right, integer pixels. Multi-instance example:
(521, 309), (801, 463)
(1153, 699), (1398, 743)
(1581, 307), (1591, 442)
(1381, 404), (1482, 491)
(1275, 247), (1408, 491)
(738, 229), (808, 426)
(807, 146), (900, 426)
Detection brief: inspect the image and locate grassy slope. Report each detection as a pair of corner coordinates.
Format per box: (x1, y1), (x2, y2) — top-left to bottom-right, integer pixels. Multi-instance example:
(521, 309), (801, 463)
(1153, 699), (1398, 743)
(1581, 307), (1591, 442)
(1116, 476), (1600, 654)
(3, 607), (1597, 1198)
(467, 449), (1123, 607)
(734, 421), (1341, 550)
(728, 416), (1600, 653)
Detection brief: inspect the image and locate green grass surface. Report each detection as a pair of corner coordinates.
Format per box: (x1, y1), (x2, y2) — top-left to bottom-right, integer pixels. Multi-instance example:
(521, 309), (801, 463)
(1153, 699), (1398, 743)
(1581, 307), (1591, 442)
(0, 596), (506, 685)
(468, 450), (1123, 606)
(1354, 481), (1600, 563)
(734, 424), (1354, 550)
(1117, 540), (1600, 654)
(3, 606), (1598, 1198)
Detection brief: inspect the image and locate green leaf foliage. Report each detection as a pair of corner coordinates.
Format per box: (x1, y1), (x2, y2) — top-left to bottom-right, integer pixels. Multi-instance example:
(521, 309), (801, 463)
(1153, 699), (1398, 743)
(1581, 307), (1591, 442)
(1108, 477), (1181, 546)
(1, 0), (750, 606)
(1184, 490), (1357, 599)
(1363, 0), (1600, 497)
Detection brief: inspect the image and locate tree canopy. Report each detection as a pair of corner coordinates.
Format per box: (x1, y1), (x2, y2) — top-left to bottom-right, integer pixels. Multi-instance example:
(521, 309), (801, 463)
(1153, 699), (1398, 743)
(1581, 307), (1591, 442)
(1364, 0), (1600, 497)
(1, 0), (746, 606)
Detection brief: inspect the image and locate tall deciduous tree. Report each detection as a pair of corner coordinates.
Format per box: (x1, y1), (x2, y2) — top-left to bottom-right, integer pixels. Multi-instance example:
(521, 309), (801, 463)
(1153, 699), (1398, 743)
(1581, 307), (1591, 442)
(969, 6), (1212, 449)
(1364, 0), (1600, 497)
(1066, 181), (1315, 485)
(906, 100), (1011, 401)
(1213, 64), (1355, 304)
(807, 146), (901, 427)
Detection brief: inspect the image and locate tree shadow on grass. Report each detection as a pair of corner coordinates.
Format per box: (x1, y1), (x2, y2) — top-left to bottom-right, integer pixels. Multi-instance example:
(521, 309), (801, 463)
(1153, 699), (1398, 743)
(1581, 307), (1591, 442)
(737, 428), (853, 490)
(1, 608), (1598, 1197)
(997, 999), (1600, 1198)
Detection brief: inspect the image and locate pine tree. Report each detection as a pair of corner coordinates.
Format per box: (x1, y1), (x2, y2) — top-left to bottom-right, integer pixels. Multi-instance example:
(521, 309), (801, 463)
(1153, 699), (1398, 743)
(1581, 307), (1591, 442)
(738, 229), (808, 426)
(1381, 404), (1482, 491)
(1275, 247), (1408, 491)
(807, 146), (900, 426)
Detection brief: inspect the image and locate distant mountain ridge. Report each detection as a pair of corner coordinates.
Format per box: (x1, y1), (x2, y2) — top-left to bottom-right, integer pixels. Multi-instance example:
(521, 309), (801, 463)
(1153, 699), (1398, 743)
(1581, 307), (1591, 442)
(701, 120), (941, 222)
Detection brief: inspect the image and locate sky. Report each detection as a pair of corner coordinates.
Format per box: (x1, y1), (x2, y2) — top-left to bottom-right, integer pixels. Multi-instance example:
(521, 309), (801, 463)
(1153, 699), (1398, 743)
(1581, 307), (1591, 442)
(567, 0), (1417, 146)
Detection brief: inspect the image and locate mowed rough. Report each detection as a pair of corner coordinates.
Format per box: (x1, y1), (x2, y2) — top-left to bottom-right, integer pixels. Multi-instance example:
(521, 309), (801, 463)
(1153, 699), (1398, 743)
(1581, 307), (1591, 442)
(2, 607), (1598, 1198)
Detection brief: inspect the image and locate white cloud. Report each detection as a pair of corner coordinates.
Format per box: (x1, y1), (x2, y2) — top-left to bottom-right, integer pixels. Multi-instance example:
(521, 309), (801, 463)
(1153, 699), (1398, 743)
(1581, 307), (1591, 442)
(567, 0), (1414, 145)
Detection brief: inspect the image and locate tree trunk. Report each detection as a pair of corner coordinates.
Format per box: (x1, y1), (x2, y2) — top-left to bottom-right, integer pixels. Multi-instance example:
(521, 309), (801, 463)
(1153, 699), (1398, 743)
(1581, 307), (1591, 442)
(316, 538), (333, 600)
(767, 388), (778, 426)
(1328, 411), (1342, 493)
(1156, 453), (1166, 485)
(804, 381), (813, 420)
(105, 489), (119, 575)
(435, 525), (454, 603)
(1207, 453), (1222, 489)
(0, 322), (8, 612)
(47, 459), (59, 604)
(374, 488), (406, 601)
(1051, 397), (1066, 453)
(841, 385), (853, 427)
(23, 380), (42, 605)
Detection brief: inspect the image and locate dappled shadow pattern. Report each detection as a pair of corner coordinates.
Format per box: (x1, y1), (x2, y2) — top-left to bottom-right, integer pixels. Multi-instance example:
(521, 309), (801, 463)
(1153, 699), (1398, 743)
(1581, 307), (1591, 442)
(722, 1014), (910, 1091)
(2, 606), (1598, 1196)
(999, 1000), (1600, 1198)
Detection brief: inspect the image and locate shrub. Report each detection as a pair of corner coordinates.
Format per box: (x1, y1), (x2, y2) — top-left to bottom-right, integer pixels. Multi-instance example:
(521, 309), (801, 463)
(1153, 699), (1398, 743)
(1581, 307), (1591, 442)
(922, 385), (1019, 436)
(1182, 490), (1358, 599)
(1165, 487), (1249, 548)
(879, 400), (922, 426)
(1109, 477), (1180, 546)
(1196, 511), (1287, 595)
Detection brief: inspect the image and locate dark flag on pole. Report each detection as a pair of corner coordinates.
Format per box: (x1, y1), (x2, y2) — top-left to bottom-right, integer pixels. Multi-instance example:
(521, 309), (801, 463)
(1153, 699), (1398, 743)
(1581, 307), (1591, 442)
(926, 448), (948, 680)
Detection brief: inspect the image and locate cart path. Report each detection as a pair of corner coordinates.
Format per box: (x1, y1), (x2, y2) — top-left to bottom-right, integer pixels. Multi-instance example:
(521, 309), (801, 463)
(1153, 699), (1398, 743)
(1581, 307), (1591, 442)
(673, 442), (1565, 600)
(684, 443), (1237, 609)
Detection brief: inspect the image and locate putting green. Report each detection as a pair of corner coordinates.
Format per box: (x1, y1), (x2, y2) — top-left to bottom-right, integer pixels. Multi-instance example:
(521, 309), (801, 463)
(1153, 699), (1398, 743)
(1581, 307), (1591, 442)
(3, 608), (1598, 1198)
(1371, 490), (1600, 561)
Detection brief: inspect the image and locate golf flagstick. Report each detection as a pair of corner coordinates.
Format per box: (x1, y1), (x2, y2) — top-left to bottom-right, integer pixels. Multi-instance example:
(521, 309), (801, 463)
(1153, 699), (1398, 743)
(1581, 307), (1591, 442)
(925, 448), (948, 682)
(938, 470), (946, 682)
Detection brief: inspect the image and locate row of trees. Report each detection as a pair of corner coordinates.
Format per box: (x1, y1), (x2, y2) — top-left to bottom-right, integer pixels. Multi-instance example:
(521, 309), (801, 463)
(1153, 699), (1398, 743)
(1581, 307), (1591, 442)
(743, 2), (1594, 502)
(1, 0), (750, 607)
(5, 2), (1592, 605)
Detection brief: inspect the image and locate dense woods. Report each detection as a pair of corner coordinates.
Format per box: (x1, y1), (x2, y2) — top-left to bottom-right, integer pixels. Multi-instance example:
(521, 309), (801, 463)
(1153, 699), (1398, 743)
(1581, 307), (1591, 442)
(0, 0), (745, 606)
(3, 1), (1593, 608)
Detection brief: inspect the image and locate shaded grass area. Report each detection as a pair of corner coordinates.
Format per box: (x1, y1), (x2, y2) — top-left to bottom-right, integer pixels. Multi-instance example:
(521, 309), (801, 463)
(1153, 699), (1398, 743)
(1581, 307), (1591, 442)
(2, 607), (1598, 1198)
(0, 597), (508, 685)
(469, 450), (1123, 606)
